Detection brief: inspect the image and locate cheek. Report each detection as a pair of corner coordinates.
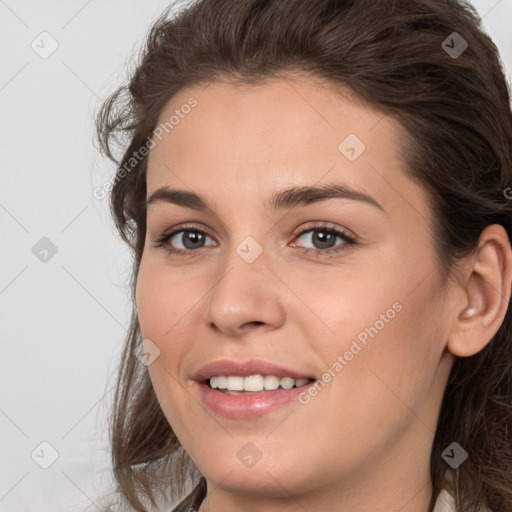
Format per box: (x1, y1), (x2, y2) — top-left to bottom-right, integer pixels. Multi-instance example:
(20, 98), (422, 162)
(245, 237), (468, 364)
(135, 264), (190, 400)
(292, 266), (402, 364)
(135, 262), (185, 340)
(291, 293), (445, 474)
(326, 278), (446, 430)
(307, 257), (446, 411)
(135, 267), (199, 442)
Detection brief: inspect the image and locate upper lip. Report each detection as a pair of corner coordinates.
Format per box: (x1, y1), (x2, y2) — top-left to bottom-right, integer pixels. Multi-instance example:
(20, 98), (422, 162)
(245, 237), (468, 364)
(193, 359), (315, 382)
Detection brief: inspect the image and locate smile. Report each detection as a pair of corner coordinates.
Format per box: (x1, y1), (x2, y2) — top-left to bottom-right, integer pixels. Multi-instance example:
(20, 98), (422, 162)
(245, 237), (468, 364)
(208, 374), (311, 393)
(197, 377), (315, 419)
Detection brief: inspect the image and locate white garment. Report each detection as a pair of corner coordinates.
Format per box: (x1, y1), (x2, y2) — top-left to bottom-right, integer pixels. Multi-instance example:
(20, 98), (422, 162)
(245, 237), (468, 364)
(432, 489), (491, 512)
(433, 490), (458, 512)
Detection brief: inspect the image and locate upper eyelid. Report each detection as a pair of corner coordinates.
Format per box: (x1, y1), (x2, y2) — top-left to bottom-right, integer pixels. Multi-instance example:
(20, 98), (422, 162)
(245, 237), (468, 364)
(159, 222), (356, 246)
(160, 221), (352, 236)
(293, 221), (356, 239)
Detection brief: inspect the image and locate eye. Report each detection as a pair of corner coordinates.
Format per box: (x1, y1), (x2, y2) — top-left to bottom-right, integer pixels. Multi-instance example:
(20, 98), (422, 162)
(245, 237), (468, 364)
(153, 221), (357, 258)
(154, 225), (215, 256)
(291, 221), (357, 257)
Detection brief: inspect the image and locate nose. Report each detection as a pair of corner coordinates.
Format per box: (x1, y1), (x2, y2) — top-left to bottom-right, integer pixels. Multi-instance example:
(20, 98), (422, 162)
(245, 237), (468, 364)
(202, 246), (286, 337)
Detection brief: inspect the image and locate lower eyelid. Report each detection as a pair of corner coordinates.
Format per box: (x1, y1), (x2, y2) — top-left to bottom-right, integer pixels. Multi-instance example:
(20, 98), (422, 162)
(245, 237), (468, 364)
(292, 226), (356, 246)
(155, 225), (357, 255)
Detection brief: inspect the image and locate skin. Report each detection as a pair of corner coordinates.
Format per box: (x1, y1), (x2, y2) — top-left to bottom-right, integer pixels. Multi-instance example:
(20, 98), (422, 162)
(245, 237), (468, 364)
(135, 74), (512, 512)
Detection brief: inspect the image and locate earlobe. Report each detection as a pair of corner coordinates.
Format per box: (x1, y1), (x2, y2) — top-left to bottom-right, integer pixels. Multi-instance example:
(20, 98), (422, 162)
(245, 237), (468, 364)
(448, 224), (512, 358)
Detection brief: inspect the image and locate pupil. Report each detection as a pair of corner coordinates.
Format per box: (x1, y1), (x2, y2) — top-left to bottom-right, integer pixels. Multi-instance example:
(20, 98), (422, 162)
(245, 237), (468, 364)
(183, 231), (205, 249)
(313, 231), (335, 249)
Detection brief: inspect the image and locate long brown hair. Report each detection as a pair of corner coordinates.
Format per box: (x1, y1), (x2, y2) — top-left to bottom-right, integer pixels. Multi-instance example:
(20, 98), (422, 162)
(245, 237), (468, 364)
(95, 1), (512, 510)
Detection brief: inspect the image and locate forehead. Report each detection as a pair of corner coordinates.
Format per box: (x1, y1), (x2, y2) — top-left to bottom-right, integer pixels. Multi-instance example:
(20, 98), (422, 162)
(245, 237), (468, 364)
(145, 74), (431, 223)
(150, 75), (389, 166)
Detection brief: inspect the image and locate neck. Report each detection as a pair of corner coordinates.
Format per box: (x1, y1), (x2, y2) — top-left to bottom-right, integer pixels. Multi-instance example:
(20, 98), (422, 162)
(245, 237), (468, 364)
(196, 468), (433, 512)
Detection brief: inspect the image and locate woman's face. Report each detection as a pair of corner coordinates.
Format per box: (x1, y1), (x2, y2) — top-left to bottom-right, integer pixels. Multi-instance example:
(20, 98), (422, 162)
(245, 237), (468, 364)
(136, 75), (456, 509)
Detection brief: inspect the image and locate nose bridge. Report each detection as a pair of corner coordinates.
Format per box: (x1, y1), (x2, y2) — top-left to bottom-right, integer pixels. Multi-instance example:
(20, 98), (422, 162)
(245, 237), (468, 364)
(202, 232), (286, 335)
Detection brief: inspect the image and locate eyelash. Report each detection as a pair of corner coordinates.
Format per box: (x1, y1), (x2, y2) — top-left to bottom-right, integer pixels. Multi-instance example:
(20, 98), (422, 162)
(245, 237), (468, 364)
(153, 221), (357, 258)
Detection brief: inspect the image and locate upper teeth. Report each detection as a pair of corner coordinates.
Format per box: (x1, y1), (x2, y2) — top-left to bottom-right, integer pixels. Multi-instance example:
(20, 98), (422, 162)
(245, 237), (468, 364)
(209, 375), (310, 392)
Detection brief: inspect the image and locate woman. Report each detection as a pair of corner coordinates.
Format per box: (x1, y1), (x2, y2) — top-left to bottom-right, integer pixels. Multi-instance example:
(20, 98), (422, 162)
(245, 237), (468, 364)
(96, 0), (512, 511)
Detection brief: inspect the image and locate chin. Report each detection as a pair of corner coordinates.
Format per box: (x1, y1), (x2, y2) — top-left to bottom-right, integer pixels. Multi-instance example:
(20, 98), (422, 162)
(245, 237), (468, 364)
(190, 440), (323, 498)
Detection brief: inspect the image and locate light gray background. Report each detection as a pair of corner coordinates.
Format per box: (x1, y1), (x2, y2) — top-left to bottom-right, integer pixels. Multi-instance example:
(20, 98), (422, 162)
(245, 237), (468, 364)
(0, 1), (511, 511)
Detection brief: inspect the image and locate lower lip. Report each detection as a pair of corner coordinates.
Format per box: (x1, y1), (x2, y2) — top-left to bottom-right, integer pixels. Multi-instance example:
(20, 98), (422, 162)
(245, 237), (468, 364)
(196, 381), (313, 418)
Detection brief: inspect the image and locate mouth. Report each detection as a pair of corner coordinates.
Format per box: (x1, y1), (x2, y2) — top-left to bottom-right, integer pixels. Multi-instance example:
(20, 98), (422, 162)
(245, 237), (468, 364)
(193, 359), (317, 417)
(206, 374), (315, 395)
(196, 374), (317, 418)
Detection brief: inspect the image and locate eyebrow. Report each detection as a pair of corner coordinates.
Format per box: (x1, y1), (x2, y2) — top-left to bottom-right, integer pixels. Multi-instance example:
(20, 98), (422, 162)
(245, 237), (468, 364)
(146, 183), (385, 213)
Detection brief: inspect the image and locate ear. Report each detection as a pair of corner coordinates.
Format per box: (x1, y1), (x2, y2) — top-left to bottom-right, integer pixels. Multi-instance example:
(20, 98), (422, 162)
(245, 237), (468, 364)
(447, 224), (512, 358)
